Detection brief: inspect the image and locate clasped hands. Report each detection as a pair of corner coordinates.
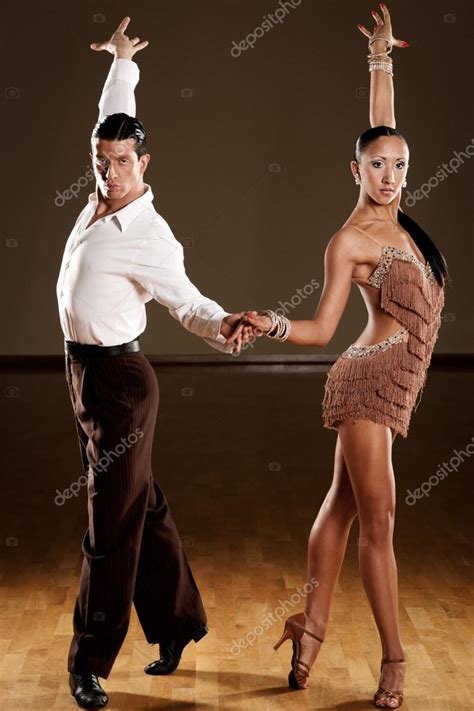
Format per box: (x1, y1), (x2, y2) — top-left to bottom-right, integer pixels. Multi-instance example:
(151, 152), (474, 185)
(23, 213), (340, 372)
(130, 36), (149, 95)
(220, 312), (273, 354)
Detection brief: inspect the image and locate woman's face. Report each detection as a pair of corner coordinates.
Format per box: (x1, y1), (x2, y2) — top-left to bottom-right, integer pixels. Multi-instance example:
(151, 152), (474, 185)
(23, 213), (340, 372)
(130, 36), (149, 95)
(352, 135), (409, 205)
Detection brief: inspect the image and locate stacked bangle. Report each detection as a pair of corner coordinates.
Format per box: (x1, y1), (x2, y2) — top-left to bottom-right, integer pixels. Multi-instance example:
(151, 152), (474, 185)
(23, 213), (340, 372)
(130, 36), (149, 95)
(259, 310), (292, 342)
(367, 34), (394, 75)
(368, 35), (393, 53)
(368, 51), (393, 76)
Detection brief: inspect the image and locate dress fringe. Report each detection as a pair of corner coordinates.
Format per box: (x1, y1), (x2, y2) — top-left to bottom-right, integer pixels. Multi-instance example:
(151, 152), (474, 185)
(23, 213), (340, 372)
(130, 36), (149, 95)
(322, 259), (444, 438)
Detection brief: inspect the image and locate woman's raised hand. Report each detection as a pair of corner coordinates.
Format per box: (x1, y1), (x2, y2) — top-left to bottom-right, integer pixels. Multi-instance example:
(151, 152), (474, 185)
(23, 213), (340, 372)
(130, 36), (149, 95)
(90, 16), (149, 59)
(357, 3), (409, 52)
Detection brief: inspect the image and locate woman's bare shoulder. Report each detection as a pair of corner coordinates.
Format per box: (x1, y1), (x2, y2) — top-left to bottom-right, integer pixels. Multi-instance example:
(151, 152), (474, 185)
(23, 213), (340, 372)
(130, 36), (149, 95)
(324, 224), (369, 259)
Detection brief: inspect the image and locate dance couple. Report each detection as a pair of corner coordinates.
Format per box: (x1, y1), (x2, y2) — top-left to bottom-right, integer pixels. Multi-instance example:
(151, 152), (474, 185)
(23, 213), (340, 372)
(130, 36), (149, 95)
(57, 5), (447, 708)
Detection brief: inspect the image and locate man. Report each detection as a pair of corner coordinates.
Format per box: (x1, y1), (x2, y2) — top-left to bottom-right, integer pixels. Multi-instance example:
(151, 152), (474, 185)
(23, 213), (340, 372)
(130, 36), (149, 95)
(57, 17), (252, 709)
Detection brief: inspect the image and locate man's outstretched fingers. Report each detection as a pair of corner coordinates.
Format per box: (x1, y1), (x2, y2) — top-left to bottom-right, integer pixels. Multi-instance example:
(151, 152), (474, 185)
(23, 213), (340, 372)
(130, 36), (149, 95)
(226, 322), (245, 345)
(116, 16), (131, 34)
(133, 40), (149, 51)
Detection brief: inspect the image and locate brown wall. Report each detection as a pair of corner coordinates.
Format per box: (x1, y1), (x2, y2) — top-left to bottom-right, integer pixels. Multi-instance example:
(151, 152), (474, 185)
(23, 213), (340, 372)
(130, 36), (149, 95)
(1, 0), (472, 355)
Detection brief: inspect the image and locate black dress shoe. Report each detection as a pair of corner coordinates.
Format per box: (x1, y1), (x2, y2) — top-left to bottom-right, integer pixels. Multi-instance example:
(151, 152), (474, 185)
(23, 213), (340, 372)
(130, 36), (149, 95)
(69, 671), (109, 709)
(144, 625), (208, 675)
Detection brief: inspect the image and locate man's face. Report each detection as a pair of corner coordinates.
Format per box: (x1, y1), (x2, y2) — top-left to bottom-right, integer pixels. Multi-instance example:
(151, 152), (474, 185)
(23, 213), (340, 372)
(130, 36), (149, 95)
(90, 137), (150, 201)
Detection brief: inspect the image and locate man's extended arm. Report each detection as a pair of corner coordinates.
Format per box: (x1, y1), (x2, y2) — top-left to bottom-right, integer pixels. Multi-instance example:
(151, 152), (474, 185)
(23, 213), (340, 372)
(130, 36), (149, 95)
(91, 15), (147, 121)
(91, 16), (246, 354)
(98, 58), (139, 121)
(129, 222), (237, 354)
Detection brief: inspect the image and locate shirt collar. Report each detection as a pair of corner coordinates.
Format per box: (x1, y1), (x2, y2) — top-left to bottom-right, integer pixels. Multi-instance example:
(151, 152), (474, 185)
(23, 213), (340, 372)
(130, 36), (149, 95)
(88, 183), (154, 232)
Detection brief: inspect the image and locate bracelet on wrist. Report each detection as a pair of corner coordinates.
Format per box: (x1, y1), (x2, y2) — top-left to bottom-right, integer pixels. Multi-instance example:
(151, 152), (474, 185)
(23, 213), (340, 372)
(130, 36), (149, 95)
(259, 310), (292, 342)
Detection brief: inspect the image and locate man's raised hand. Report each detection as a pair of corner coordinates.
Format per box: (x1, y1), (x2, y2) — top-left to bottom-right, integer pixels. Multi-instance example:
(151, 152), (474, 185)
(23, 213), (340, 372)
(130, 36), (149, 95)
(90, 16), (149, 60)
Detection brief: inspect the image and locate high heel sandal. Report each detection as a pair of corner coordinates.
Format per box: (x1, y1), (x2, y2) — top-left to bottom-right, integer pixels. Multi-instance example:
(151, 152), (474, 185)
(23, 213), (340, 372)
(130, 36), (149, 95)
(373, 658), (405, 708)
(273, 612), (324, 690)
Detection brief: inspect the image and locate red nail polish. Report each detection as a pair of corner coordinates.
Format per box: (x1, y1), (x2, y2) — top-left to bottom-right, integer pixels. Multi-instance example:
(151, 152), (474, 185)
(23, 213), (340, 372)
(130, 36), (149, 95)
(402, 41), (410, 47)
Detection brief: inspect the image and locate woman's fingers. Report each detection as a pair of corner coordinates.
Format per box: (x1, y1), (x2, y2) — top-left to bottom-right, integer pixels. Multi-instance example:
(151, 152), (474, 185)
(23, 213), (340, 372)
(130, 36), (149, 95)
(246, 314), (271, 333)
(379, 2), (390, 21)
(358, 4), (408, 51)
(392, 36), (410, 48)
(90, 42), (106, 51)
(242, 325), (256, 344)
(371, 10), (383, 26)
(357, 24), (372, 39)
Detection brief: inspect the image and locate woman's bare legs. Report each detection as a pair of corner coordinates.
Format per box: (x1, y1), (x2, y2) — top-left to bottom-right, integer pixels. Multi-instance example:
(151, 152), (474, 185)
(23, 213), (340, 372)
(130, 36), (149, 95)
(295, 434), (359, 673)
(338, 419), (405, 707)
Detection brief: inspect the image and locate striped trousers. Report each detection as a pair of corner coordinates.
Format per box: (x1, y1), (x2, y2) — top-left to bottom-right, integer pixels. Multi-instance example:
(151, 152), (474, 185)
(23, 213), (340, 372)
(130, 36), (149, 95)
(64, 349), (207, 679)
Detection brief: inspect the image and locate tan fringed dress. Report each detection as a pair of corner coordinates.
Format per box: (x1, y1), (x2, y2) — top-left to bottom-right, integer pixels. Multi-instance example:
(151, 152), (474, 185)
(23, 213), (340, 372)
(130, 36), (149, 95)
(322, 228), (445, 438)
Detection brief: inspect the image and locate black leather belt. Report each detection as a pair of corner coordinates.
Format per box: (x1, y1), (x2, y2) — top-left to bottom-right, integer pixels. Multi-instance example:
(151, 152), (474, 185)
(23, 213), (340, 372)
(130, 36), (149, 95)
(64, 337), (140, 357)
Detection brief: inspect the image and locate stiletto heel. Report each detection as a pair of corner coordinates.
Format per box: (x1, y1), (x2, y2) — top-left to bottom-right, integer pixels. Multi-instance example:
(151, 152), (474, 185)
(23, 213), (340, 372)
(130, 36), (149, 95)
(273, 623), (292, 651)
(373, 657), (405, 708)
(273, 612), (324, 690)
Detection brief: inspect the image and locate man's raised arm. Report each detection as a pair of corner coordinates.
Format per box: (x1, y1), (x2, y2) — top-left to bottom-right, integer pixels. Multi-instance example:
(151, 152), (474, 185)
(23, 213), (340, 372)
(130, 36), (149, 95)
(90, 16), (149, 121)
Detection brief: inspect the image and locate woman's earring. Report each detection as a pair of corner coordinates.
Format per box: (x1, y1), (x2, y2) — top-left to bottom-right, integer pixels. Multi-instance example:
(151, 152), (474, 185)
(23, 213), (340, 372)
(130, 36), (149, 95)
(354, 174), (361, 185)
(402, 179), (407, 188)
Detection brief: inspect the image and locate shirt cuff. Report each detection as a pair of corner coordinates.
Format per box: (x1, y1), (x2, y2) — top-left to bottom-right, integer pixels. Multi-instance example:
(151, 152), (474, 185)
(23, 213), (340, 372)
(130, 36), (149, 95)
(202, 335), (238, 355)
(109, 57), (140, 84)
(207, 310), (232, 341)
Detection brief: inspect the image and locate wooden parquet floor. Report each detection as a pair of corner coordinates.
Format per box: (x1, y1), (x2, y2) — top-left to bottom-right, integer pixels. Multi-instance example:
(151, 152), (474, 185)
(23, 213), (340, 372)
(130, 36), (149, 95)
(0, 364), (472, 709)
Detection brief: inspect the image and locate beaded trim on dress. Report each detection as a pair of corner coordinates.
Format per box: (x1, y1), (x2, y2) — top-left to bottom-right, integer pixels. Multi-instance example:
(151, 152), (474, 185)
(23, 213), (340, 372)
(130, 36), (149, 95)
(367, 245), (435, 288)
(322, 255), (445, 438)
(341, 326), (409, 358)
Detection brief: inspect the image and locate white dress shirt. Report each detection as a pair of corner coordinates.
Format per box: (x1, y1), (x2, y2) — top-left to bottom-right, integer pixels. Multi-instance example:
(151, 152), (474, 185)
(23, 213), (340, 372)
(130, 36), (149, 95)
(56, 58), (234, 353)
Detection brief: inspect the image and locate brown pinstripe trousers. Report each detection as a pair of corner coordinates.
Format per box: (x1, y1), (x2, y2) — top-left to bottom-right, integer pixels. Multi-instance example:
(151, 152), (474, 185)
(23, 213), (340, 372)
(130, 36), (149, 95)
(64, 350), (207, 679)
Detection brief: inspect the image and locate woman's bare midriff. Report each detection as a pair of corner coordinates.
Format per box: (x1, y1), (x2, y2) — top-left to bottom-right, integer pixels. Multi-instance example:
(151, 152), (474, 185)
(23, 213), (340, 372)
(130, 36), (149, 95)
(350, 280), (408, 347)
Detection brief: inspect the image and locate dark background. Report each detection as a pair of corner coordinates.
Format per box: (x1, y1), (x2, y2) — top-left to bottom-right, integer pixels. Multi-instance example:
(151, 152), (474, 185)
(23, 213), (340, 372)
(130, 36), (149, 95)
(1, 0), (472, 355)
(0, 5), (472, 707)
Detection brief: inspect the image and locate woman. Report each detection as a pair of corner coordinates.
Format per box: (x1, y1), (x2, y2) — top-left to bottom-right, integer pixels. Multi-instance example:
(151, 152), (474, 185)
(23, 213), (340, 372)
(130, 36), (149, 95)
(227, 4), (449, 708)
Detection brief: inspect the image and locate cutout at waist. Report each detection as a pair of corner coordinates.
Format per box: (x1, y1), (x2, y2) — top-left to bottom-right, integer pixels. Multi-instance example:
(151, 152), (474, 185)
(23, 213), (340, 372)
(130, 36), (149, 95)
(342, 326), (409, 359)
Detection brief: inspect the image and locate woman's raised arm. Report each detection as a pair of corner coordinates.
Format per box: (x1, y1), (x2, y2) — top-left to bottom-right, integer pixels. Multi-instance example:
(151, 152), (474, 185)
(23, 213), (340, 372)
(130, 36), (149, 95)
(357, 3), (409, 128)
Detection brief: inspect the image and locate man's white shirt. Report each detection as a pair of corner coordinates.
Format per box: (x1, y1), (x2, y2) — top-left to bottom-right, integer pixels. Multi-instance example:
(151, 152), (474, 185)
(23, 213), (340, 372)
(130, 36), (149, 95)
(56, 58), (233, 352)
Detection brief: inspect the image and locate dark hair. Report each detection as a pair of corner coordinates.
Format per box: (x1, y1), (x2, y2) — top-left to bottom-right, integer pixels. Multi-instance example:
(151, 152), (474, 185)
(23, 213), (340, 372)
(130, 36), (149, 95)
(354, 126), (450, 288)
(91, 112), (148, 158)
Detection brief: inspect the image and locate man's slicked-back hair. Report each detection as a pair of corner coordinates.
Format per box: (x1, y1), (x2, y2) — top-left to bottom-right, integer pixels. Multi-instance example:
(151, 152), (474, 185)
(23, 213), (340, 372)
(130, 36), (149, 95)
(91, 112), (148, 158)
